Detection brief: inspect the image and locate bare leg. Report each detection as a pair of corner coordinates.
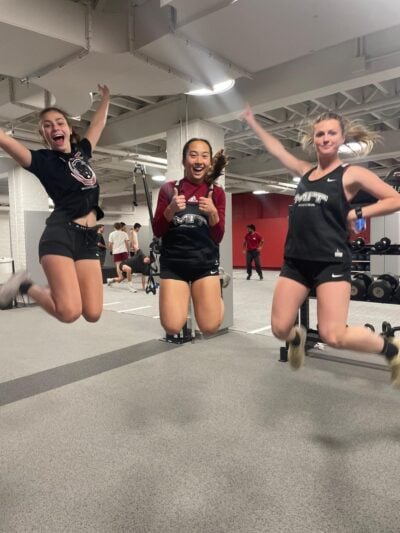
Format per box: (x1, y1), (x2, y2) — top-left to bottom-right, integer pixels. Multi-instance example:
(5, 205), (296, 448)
(191, 276), (224, 335)
(75, 259), (103, 322)
(27, 255), (84, 323)
(316, 281), (385, 353)
(159, 279), (190, 335)
(271, 276), (309, 341)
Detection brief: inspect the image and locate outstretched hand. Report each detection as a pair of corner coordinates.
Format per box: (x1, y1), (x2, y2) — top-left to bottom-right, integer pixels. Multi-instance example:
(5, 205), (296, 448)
(97, 84), (110, 100)
(240, 103), (255, 125)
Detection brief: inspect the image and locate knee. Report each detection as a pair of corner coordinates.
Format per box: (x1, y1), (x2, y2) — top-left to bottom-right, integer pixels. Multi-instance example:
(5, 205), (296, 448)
(271, 319), (292, 341)
(199, 320), (221, 336)
(56, 306), (81, 323)
(83, 311), (101, 323)
(160, 319), (183, 336)
(318, 327), (346, 349)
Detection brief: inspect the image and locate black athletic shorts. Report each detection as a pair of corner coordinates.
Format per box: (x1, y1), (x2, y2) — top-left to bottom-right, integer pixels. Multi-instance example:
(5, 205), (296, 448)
(280, 258), (351, 289)
(38, 222), (99, 261)
(160, 261), (220, 283)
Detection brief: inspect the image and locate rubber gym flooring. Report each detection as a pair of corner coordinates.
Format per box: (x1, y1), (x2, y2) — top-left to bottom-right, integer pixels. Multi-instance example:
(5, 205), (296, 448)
(0, 270), (399, 532)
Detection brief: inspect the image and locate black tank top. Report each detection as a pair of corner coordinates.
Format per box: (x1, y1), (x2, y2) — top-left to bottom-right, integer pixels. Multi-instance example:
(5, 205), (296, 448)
(284, 164), (352, 263)
(160, 181), (219, 269)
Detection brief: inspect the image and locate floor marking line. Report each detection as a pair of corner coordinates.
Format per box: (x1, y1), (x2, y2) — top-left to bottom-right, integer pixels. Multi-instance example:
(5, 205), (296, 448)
(103, 301), (121, 306)
(248, 325), (272, 334)
(118, 306), (152, 313)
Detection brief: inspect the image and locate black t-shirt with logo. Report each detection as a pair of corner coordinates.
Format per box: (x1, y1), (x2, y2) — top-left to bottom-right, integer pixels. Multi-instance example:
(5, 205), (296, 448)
(284, 164), (352, 263)
(24, 138), (104, 225)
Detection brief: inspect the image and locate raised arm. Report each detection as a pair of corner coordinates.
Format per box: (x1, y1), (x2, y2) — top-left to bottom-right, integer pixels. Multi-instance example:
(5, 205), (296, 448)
(84, 84), (110, 151)
(0, 129), (32, 168)
(240, 104), (311, 177)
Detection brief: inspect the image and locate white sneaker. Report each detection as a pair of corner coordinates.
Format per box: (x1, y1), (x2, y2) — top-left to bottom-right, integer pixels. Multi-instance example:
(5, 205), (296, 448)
(0, 271), (32, 309)
(128, 283), (137, 293)
(106, 278), (114, 286)
(288, 326), (307, 370)
(219, 267), (231, 289)
(387, 337), (400, 388)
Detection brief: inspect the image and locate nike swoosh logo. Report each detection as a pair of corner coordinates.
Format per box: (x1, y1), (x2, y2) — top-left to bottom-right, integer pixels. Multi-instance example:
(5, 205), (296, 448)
(331, 273), (343, 278)
(210, 270), (218, 275)
(327, 178), (336, 182)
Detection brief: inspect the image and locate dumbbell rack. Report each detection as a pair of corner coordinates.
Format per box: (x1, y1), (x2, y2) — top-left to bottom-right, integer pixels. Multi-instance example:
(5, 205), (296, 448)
(279, 244), (400, 368)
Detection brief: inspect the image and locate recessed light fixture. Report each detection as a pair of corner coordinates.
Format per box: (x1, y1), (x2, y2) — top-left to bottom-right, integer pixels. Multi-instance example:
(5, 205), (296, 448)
(152, 175), (166, 182)
(186, 79), (235, 96)
(252, 190), (269, 195)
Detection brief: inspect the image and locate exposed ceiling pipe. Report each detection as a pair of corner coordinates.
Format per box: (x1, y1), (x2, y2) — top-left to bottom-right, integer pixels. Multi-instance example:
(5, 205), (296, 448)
(128, 2), (213, 91)
(168, 6), (252, 81)
(22, 2), (92, 82)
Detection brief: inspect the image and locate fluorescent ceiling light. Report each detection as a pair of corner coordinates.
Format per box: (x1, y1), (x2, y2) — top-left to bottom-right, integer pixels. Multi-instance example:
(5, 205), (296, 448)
(186, 79), (235, 96)
(338, 142), (367, 154)
(253, 190), (269, 195)
(152, 175), (166, 182)
(277, 182), (297, 189)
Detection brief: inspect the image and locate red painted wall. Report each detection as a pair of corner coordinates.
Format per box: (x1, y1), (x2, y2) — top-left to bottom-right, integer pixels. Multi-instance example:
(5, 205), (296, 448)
(232, 192), (371, 269)
(232, 193), (292, 269)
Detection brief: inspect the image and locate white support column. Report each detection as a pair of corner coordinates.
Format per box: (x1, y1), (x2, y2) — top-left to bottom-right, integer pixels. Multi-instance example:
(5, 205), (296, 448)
(370, 214), (400, 275)
(8, 167), (49, 270)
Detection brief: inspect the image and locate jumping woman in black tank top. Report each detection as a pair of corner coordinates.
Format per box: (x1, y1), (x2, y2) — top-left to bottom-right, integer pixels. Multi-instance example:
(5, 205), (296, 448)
(242, 105), (400, 387)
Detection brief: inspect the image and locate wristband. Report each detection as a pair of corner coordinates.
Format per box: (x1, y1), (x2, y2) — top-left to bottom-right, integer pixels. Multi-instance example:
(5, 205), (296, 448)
(355, 206), (363, 219)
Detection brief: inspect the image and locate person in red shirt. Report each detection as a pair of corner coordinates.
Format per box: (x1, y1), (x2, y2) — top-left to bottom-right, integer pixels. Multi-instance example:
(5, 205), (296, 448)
(152, 138), (227, 336)
(243, 224), (264, 280)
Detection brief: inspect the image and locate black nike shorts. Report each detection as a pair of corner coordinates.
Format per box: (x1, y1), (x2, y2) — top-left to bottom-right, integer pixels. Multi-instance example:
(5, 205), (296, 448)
(280, 258), (351, 289)
(160, 261), (220, 283)
(38, 222), (99, 261)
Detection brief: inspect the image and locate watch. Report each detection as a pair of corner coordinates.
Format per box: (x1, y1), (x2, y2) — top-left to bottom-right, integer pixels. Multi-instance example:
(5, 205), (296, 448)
(355, 206), (363, 219)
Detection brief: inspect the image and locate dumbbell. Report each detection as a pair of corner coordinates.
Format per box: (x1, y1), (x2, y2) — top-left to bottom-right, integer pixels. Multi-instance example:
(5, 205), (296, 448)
(351, 273), (373, 300)
(367, 273), (399, 302)
(374, 237), (391, 252)
(351, 237), (365, 252)
(392, 285), (400, 304)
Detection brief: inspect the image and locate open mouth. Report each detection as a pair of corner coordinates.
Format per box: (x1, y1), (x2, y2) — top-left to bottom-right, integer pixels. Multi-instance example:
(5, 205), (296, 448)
(192, 165), (205, 176)
(52, 133), (65, 147)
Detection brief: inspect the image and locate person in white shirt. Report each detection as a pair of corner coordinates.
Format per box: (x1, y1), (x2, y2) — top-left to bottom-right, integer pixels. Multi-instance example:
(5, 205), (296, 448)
(107, 222), (130, 284)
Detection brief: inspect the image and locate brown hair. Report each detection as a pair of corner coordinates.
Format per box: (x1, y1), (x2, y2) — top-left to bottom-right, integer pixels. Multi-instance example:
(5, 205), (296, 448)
(300, 111), (380, 156)
(182, 137), (228, 184)
(39, 106), (81, 146)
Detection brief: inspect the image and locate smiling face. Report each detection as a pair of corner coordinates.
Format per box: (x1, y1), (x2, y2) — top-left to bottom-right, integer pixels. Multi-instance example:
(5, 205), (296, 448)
(313, 118), (345, 159)
(39, 109), (72, 153)
(182, 140), (212, 183)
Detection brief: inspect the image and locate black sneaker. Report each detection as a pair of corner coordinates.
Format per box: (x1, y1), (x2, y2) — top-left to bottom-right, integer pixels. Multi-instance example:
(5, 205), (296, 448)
(246, 275), (251, 280)
(0, 271), (32, 309)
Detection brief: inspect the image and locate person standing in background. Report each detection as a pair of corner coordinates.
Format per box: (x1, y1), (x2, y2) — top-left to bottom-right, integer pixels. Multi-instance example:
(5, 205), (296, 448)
(243, 224), (264, 280)
(130, 222), (142, 256)
(107, 222), (130, 285)
(96, 224), (107, 267)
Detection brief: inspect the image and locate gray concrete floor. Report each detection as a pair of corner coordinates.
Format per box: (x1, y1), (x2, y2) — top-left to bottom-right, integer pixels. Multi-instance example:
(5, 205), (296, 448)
(1, 270), (400, 532)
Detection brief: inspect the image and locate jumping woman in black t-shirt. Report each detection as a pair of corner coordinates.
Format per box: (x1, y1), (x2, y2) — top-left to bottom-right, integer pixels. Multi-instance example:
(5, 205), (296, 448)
(0, 84), (110, 323)
(241, 105), (400, 387)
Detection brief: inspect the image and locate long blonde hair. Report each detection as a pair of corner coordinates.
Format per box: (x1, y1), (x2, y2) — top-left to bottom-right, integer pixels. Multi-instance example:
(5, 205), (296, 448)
(300, 111), (380, 156)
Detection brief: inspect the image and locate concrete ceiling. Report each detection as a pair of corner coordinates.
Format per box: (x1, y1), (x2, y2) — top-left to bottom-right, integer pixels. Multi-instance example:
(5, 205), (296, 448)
(1, 0), (400, 204)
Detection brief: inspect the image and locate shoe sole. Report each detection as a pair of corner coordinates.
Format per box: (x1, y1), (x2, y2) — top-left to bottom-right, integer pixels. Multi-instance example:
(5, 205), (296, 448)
(288, 326), (306, 370)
